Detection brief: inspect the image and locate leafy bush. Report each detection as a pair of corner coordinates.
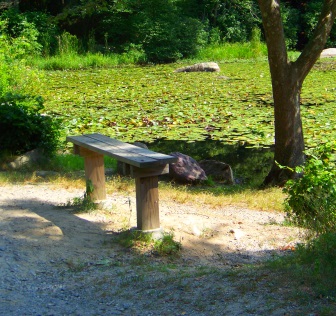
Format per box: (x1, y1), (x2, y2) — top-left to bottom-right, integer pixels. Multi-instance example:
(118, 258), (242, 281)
(132, 0), (206, 63)
(268, 232), (336, 301)
(0, 13), (59, 158)
(284, 143), (336, 235)
(0, 14), (41, 60)
(0, 8), (58, 57)
(0, 94), (60, 156)
(57, 31), (80, 56)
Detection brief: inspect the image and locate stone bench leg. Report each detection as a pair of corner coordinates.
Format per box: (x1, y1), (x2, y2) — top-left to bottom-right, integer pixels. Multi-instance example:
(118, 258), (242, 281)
(74, 145), (106, 201)
(135, 176), (160, 231)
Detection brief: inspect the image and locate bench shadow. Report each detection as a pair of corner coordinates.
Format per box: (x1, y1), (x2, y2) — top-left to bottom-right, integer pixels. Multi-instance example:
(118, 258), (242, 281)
(0, 196), (112, 260)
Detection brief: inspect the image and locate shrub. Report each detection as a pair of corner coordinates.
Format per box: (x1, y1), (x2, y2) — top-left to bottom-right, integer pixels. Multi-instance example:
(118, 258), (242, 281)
(0, 8), (58, 57)
(57, 31), (80, 56)
(284, 143), (336, 235)
(0, 93), (60, 156)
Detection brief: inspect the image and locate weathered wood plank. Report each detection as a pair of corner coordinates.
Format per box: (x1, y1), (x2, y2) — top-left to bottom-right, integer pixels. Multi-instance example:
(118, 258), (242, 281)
(135, 176), (160, 231)
(82, 150), (106, 201)
(130, 165), (169, 178)
(88, 133), (174, 161)
(67, 135), (156, 167)
(67, 134), (177, 168)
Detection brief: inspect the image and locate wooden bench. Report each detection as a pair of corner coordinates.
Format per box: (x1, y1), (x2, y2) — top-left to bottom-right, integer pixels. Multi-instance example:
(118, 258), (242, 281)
(66, 133), (177, 231)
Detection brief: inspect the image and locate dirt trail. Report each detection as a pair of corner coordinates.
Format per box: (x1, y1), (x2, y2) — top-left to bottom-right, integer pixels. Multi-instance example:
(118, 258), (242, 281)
(0, 183), (306, 315)
(0, 183), (302, 267)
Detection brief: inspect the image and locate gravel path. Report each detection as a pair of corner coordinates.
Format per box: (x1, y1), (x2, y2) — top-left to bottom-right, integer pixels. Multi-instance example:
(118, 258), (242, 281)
(0, 183), (322, 315)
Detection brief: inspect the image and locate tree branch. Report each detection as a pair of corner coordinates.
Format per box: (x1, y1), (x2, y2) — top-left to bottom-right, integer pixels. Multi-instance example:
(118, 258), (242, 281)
(294, 0), (336, 81)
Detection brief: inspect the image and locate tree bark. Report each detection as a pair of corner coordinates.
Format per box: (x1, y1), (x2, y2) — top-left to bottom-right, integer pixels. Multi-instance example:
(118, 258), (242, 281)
(258, 0), (336, 186)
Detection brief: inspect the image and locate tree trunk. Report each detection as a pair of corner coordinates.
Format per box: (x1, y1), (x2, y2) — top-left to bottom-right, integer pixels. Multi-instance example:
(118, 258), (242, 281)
(263, 77), (305, 186)
(258, 0), (336, 186)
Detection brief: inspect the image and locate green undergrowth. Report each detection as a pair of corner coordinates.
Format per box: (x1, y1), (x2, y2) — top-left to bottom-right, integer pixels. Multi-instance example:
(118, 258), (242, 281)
(114, 229), (182, 257)
(195, 42), (267, 61)
(266, 233), (336, 306)
(29, 50), (146, 70)
(65, 195), (98, 213)
(0, 149), (285, 212)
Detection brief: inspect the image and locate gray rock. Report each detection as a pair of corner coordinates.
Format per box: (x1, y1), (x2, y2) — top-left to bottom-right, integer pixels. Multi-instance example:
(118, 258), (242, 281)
(7, 149), (47, 170)
(320, 48), (336, 58)
(199, 160), (234, 184)
(168, 152), (207, 183)
(174, 62), (220, 73)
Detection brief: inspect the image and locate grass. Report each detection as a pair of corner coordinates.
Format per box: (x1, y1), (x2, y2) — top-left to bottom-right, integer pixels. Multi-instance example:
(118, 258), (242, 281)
(195, 42), (268, 62)
(0, 149), (285, 212)
(268, 233), (336, 298)
(114, 229), (182, 257)
(29, 49), (146, 70)
(28, 41), (271, 71)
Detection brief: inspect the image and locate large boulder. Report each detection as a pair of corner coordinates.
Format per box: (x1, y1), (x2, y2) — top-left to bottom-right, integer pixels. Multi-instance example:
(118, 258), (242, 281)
(175, 62), (220, 73)
(4, 149), (47, 170)
(320, 48), (336, 58)
(199, 160), (234, 185)
(169, 152), (207, 183)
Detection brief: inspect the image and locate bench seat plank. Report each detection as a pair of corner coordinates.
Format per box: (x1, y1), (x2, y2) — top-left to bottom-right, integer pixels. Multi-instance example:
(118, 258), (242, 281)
(67, 133), (176, 168)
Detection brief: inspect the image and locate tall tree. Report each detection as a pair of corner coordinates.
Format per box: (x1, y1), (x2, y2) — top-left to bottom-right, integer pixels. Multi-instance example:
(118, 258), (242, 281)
(257, 0), (336, 186)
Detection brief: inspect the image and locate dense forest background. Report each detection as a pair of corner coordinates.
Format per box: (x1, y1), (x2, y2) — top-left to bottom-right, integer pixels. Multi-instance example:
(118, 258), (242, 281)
(1, 0), (336, 62)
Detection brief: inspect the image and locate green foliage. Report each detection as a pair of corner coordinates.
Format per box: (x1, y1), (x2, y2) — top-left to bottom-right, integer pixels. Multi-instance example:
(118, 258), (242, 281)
(153, 231), (182, 256)
(208, 0), (260, 43)
(296, 233), (336, 279)
(86, 179), (94, 197)
(39, 154), (116, 173)
(298, 0), (336, 48)
(57, 31), (80, 56)
(0, 11), (42, 60)
(0, 93), (60, 156)
(0, 11), (60, 158)
(30, 50), (147, 70)
(284, 143), (336, 235)
(4, 0), (336, 59)
(0, 8), (58, 57)
(65, 194), (98, 213)
(0, 17), (43, 97)
(280, 2), (300, 50)
(31, 59), (335, 151)
(131, 0), (206, 62)
(115, 229), (181, 256)
(270, 232), (336, 301)
(196, 29), (267, 61)
(116, 230), (153, 249)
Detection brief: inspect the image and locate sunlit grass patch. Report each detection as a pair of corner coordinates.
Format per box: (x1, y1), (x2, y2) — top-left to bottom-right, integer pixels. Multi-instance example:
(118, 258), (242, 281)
(113, 229), (181, 257)
(195, 42), (268, 62)
(159, 181), (285, 212)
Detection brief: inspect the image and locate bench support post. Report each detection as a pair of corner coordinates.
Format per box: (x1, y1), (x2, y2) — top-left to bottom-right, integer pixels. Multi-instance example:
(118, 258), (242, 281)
(135, 176), (160, 231)
(75, 145), (106, 201)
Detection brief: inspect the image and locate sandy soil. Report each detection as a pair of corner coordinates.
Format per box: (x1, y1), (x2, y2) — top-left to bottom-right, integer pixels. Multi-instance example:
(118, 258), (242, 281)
(0, 183), (303, 269)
